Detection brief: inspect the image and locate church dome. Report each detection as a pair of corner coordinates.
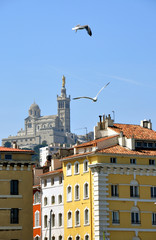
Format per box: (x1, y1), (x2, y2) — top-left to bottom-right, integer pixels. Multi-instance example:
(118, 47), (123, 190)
(29, 102), (40, 110)
(29, 102), (41, 117)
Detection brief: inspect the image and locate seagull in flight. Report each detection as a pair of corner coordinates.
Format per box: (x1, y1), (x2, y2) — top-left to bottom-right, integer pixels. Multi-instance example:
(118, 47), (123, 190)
(73, 82), (110, 102)
(72, 24), (92, 36)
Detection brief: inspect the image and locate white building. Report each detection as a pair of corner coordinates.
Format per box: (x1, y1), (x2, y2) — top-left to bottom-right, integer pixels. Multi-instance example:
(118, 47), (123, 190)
(40, 169), (64, 240)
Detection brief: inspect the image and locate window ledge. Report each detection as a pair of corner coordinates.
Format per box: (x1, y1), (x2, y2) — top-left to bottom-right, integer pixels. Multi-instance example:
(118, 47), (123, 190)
(84, 223), (90, 226)
(0, 195), (22, 199)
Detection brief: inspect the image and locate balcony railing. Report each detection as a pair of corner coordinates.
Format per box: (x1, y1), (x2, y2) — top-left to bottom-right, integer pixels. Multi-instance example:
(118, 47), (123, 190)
(131, 220), (141, 224)
(112, 220), (120, 224)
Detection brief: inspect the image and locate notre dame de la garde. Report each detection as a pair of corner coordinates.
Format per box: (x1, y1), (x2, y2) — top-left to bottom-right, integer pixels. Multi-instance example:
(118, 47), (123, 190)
(2, 76), (78, 149)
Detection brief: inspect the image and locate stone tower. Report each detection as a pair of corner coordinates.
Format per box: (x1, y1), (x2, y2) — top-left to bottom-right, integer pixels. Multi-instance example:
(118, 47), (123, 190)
(57, 76), (70, 132)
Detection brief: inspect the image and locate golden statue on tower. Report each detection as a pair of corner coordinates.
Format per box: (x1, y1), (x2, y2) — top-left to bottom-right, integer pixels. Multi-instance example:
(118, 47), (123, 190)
(62, 75), (65, 87)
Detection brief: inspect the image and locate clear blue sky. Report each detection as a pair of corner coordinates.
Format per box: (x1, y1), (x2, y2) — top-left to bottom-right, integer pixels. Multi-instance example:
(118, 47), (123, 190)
(0, 0), (156, 142)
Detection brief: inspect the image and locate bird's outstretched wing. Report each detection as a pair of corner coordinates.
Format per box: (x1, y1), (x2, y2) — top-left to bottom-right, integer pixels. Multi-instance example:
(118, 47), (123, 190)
(85, 25), (92, 36)
(73, 96), (94, 101)
(95, 82), (110, 98)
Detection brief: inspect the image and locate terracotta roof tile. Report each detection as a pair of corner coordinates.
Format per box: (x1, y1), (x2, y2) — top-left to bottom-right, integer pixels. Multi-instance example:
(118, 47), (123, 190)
(0, 147), (34, 153)
(98, 144), (156, 156)
(75, 135), (118, 148)
(109, 123), (156, 140)
(40, 168), (63, 176)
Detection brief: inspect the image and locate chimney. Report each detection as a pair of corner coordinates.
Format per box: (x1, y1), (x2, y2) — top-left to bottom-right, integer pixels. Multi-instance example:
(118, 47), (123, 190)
(140, 119), (152, 130)
(12, 141), (17, 149)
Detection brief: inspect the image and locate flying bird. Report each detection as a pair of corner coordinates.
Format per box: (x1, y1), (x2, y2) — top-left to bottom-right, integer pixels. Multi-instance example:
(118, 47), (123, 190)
(73, 82), (110, 102)
(72, 24), (92, 36)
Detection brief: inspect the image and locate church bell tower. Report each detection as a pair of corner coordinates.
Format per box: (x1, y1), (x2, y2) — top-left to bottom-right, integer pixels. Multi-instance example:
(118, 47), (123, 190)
(57, 76), (70, 132)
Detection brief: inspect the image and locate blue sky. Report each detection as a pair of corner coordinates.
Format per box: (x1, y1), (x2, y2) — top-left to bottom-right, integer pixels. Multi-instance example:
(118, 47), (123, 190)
(0, 0), (156, 141)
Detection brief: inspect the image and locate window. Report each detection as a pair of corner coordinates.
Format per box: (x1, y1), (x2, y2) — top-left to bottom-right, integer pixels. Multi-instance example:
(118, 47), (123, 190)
(130, 180), (139, 198)
(83, 160), (88, 172)
(149, 159), (155, 165)
(76, 236), (80, 240)
(111, 185), (118, 197)
(136, 142), (142, 147)
(67, 211), (72, 227)
(67, 185), (72, 202)
(74, 162), (79, 174)
(58, 213), (62, 226)
(130, 158), (136, 164)
(34, 191), (40, 204)
(75, 184), (80, 200)
(35, 211), (40, 227)
(10, 208), (19, 224)
(131, 212), (140, 224)
(44, 179), (47, 187)
(44, 197), (48, 206)
(68, 237), (72, 240)
(5, 154), (12, 160)
(151, 186), (156, 198)
(51, 196), (55, 205)
(51, 178), (54, 185)
(52, 237), (55, 240)
(148, 142), (153, 148)
(84, 208), (89, 225)
(67, 163), (72, 176)
(10, 180), (19, 195)
(58, 236), (62, 240)
(44, 215), (47, 228)
(152, 213), (156, 225)
(112, 211), (120, 224)
(52, 213), (55, 227)
(85, 235), (89, 240)
(59, 176), (62, 184)
(58, 194), (62, 204)
(110, 157), (116, 163)
(75, 209), (80, 226)
(84, 182), (89, 199)
(130, 185), (139, 197)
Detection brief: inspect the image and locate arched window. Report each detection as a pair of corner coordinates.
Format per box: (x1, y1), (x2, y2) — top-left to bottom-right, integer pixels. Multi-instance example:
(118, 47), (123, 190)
(83, 159), (88, 172)
(76, 235), (80, 240)
(34, 191), (40, 204)
(58, 213), (63, 226)
(74, 161), (79, 174)
(52, 237), (55, 240)
(67, 163), (72, 176)
(35, 211), (40, 227)
(34, 236), (40, 240)
(75, 184), (80, 200)
(84, 182), (89, 199)
(84, 208), (89, 225)
(84, 234), (89, 240)
(68, 236), (73, 240)
(67, 211), (72, 227)
(67, 185), (72, 202)
(58, 194), (62, 204)
(75, 209), (80, 226)
(44, 215), (47, 228)
(44, 197), (48, 206)
(58, 236), (62, 240)
(52, 213), (55, 227)
(130, 180), (139, 198)
(131, 206), (140, 224)
(51, 195), (55, 205)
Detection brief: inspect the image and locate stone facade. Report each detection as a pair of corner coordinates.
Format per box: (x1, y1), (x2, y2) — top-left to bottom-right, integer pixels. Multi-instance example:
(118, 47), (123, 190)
(2, 76), (76, 149)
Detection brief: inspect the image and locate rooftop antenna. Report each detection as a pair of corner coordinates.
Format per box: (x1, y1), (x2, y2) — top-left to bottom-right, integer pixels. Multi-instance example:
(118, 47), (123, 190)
(112, 110), (115, 122)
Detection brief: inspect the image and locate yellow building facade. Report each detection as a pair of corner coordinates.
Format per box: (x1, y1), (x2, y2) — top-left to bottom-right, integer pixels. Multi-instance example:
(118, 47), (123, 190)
(0, 146), (34, 240)
(62, 116), (156, 240)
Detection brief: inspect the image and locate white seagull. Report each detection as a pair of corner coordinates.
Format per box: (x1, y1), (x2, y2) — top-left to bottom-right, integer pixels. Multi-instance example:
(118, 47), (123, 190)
(73, 82), (110, 102)
(72, 24), (92, 36)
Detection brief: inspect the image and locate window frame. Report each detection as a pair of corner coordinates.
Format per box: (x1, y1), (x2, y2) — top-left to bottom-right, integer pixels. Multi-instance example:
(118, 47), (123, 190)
(67, 163), (72, 176)
(74, 161), (79, 175)
(83, 159), (89, 173)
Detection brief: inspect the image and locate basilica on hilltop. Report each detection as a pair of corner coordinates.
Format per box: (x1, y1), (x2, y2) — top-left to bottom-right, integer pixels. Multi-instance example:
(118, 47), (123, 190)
(2, 76), (77, 149)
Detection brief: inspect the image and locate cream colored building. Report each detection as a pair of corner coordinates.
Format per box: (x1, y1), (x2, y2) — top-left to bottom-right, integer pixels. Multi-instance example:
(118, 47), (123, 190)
(0, 146), (34, 240)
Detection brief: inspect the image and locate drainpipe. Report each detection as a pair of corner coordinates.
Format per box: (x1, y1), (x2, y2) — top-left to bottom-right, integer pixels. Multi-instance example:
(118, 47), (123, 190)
(49, 209), (52, 240)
